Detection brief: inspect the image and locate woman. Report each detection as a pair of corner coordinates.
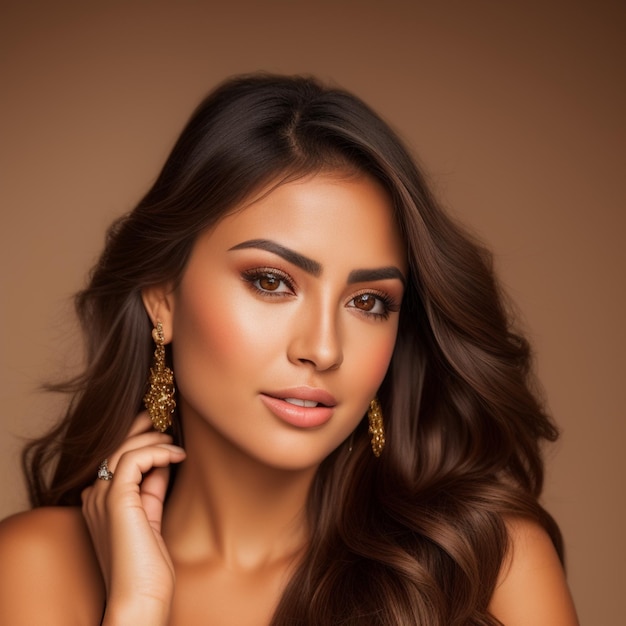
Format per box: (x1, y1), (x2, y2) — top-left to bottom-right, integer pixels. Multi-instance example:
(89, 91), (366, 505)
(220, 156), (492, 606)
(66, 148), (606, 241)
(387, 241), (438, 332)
(0, 74), (578, 624)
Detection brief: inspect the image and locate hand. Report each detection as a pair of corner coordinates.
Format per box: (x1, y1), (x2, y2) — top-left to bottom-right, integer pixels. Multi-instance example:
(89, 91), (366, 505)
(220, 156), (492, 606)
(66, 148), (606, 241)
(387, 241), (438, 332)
(81, 413), (186, 625)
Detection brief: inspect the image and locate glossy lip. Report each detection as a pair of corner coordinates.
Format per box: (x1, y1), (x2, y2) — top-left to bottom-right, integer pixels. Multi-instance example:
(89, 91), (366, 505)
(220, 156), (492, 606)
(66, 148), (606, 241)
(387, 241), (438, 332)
(259, 386), (337, 428)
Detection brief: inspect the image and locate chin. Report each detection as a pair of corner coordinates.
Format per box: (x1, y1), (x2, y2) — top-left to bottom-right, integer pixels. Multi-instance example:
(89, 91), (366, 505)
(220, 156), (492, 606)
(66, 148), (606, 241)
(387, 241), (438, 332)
(248, 440), (343, 473)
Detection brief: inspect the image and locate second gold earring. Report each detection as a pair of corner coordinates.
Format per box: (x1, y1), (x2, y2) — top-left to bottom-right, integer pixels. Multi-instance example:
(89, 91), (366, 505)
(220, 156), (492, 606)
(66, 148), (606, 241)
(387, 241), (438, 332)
(368, 397), (385, 457)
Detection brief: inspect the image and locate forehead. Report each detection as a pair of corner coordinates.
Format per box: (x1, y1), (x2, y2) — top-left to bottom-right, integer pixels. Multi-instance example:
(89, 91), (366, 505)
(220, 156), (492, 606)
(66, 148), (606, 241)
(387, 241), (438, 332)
(197, 172), (407, 272)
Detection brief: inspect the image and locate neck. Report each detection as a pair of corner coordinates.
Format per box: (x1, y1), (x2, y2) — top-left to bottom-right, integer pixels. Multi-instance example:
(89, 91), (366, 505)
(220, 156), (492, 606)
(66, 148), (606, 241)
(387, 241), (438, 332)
(163, 413), (317, 572)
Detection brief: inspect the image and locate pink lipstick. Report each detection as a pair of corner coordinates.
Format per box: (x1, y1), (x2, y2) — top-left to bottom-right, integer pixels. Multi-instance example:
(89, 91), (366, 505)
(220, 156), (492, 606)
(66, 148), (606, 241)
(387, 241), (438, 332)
(259, 387), (336, 428)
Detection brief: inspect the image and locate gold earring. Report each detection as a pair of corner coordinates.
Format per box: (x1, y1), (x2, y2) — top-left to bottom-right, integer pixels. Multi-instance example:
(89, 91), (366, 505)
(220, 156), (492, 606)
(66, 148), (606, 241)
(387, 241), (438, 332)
(144, 320), (176, 432)
(368, 397), (385, 457)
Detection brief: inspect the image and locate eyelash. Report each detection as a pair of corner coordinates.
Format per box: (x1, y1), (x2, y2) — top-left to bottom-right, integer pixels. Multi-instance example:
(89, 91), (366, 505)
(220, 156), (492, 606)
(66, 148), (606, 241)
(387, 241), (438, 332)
(241, 268), (399, 320)
(241, 267), (296, 298)
(349, 289), (399, 321)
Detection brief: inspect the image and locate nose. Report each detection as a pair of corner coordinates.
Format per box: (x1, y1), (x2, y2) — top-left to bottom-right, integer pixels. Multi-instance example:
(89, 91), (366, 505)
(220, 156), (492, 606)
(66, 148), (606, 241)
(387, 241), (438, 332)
(287, 300), (343, 372)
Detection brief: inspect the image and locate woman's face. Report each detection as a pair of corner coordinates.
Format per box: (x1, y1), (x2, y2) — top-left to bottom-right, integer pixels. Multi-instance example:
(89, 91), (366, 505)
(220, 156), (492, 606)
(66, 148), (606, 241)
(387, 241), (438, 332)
(158, 172), (406, 470)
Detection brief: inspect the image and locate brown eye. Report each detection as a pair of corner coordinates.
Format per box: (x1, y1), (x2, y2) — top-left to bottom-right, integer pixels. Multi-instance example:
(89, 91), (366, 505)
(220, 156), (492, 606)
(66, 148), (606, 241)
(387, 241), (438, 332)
(259, 274), (280, 291)
(353, 294), (376, 311)
(242, 268), (294, 296)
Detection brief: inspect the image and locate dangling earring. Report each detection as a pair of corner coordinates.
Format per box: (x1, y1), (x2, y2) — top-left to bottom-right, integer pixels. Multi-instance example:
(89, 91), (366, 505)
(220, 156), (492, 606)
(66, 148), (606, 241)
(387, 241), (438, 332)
(368, 397), (385, 457)
(144, 320), (176, 432)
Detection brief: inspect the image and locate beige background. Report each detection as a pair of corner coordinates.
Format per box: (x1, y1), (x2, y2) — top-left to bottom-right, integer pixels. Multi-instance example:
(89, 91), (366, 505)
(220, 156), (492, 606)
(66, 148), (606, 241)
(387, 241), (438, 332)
(1, 1), (624, 623)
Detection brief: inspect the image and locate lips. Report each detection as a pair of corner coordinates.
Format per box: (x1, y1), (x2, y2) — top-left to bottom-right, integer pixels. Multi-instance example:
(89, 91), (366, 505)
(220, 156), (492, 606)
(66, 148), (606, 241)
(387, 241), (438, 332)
(264, 386), (337, 407)
(259, 386), (337, 428)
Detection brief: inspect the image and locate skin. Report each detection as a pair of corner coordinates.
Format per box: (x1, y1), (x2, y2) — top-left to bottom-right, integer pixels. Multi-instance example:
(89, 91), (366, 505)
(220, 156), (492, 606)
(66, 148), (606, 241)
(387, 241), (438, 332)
(0, 172), (578, 625)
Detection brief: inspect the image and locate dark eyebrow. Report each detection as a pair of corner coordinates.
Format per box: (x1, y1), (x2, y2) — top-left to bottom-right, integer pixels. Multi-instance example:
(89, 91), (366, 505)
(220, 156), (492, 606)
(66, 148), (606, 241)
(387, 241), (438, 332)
(229, 238), (405, 285)
(348, 267), (406, 286)
(228, 239), (322, 276)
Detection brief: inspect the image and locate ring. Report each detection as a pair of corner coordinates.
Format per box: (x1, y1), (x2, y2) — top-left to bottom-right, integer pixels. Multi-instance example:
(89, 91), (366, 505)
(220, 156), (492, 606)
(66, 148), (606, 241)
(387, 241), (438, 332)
(97, 459), (114, 481)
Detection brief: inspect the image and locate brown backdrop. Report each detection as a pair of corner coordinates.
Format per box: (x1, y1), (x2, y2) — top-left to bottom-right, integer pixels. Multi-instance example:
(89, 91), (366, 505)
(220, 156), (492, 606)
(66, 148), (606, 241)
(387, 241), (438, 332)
(2, 1), (624, 623)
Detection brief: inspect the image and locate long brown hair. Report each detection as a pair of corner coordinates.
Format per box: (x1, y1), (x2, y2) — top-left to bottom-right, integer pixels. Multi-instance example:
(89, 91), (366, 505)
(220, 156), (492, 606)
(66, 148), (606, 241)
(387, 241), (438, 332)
(23, 74), (562, 624)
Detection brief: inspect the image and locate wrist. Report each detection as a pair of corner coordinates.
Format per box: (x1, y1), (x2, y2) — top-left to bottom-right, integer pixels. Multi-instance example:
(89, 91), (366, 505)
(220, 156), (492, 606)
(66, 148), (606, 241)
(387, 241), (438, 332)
(102, 595), (171, 626)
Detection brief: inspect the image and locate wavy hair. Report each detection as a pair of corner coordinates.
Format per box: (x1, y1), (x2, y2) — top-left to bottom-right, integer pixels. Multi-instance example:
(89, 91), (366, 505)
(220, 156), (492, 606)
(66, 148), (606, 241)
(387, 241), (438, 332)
(23, 74), (562, 624)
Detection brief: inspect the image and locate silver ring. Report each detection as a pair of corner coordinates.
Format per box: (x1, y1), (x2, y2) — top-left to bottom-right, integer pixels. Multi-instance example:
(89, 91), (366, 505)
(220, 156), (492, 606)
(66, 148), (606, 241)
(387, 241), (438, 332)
(97, 459), (114, 481)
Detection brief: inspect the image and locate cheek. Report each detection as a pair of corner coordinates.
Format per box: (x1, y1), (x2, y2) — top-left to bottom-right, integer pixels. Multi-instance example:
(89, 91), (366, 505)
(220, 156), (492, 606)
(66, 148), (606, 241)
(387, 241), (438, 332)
(372, 336), (398, 380)
(369, 337), (398, 389)
(346, 321), (399, 395)
(170, 285), (280, 385)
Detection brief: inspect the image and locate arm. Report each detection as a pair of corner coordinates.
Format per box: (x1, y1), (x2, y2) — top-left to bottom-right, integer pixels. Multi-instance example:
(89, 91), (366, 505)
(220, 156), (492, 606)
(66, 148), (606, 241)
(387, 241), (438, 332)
(489, 518), (579, 625)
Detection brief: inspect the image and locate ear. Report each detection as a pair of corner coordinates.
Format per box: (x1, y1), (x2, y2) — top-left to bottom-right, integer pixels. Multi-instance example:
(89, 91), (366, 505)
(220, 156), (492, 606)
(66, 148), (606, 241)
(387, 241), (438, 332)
(142, 284), (175, 343)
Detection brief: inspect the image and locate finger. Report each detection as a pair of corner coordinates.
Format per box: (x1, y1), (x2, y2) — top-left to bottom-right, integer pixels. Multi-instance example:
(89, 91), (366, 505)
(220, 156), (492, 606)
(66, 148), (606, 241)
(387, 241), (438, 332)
(140, 466), (170, 504)
(105, 431), (174, 473)
(140, 466), (171, 528)
(81, 482), (92, 506)
(87, 440), (182, 517)
(108, 444), (186, 496)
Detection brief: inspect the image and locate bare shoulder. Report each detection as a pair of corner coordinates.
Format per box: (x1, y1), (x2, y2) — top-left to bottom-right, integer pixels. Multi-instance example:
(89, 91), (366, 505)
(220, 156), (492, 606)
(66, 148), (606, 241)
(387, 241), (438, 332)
(0, 507), (104, 625)
(489, 517), (579, 625)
